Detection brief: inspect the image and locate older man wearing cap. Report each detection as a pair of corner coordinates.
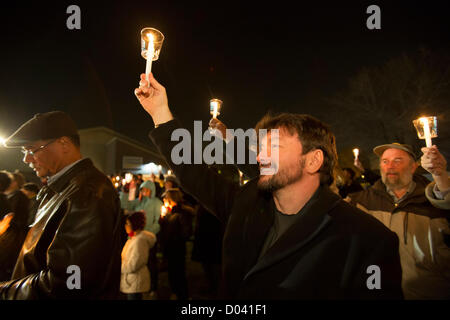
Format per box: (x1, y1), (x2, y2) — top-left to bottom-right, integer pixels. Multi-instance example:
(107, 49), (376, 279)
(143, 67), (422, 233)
(347, 143), (450, 299)
(0, 111), (122, 299)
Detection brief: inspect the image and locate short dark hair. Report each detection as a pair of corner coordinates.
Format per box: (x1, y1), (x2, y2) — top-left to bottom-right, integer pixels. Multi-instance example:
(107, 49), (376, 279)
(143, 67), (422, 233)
(22, 182), (40, 195)
(255, 113), (338, 186)
(163, 188), (183, 204)
(0, 171), (12, 193)
(126, 211), (146, 231)
(12, 170), (25, 188)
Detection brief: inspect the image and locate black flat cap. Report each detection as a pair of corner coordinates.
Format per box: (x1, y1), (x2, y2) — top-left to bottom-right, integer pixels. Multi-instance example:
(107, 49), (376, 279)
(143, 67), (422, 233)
(4, 111), (78, 147)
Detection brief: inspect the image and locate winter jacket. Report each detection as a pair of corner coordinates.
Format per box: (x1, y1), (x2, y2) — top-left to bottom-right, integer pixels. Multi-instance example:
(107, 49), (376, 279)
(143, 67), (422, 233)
(120, 230), (156, 294)
(149, 119), (403, 299)
(0, 159), (123, 299)
(347, 177), (450, 299)
(120, 180), (162, 235)
(160, 203), (194, 257)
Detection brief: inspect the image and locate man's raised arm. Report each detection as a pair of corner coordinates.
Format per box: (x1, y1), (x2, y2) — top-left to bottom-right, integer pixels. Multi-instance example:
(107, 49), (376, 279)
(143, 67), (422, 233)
(134, 73), (240, 223)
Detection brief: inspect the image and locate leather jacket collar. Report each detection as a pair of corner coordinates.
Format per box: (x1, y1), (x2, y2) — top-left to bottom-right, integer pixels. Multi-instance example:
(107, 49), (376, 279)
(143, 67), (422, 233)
(37, 158), (94, 201)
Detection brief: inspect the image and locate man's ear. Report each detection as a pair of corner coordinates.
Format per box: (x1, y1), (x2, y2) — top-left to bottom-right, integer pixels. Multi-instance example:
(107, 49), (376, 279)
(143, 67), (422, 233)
(59, 137), (71, 153)
(305, 149), (324, 174)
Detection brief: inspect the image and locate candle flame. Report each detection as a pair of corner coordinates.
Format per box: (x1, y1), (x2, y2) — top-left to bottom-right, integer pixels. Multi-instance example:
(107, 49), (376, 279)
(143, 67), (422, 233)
(353, 148), (359, 157)
(161, 205), (169, 217)
(419, 117), (428, 125)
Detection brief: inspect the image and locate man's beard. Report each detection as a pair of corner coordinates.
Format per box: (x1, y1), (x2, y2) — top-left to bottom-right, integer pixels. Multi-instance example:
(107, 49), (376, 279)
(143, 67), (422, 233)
(381, 171), (412, 191)
(257, 157), (306, 192)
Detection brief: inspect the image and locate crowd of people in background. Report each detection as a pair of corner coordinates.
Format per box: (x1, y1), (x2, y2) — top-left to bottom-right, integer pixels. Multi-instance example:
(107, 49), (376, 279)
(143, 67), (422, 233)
(1, 142), (448, 300)
(0, 97), (448, 300)
(0, 170), (40, 282)
(107, 170), (224, 300)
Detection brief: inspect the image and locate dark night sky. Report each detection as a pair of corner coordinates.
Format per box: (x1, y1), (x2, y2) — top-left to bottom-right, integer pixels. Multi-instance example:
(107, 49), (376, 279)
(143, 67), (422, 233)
(0, 1), (449, 154)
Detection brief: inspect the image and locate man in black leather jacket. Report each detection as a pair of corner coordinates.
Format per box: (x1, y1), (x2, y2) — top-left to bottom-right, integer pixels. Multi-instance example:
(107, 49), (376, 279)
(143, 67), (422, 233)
(0, 111), (122, 299)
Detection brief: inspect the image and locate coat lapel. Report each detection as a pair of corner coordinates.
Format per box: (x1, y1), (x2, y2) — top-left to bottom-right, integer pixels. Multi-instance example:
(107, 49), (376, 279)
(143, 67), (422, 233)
(243, 186), (341, 281)
(241, 189), (275, 274)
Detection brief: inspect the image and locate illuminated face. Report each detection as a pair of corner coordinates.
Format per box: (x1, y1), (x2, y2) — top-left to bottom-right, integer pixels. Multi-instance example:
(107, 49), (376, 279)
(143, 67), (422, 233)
(140, 187), (151, 198)
(164, 181), (174, 190)
(22, 139), (62, 178)
(257, 128), (306, 192)
(125, 219), (133, 234)
(380, 148), (417, 190)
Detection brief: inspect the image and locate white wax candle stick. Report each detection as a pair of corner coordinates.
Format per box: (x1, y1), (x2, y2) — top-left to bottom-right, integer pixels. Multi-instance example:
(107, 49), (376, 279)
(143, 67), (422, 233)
(213, 105), (218, 119)
(422, 118), (432, 147)
(145, 56), (153, 86)
(145, 34), (154, 88)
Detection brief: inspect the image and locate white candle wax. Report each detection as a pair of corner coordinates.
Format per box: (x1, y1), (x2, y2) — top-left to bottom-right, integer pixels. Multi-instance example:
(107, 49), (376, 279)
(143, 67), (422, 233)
(421, 118), (432, 147)
(145, 34), (154, 87)
(213, 103), (218, 119)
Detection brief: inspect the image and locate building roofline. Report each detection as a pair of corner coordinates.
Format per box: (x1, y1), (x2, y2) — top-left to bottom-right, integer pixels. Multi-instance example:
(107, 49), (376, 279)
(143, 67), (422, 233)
(78, 126), (163, 161)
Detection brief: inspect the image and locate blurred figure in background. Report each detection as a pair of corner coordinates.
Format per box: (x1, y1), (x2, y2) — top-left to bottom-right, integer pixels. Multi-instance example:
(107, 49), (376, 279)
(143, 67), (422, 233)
(0, 171), (13, 281)
(353, 157), (381, 188)
(160, 188), (194, 300)
(4, 171), (29, 233)
(191, 205), (223, 299)
(337, 167), (363, 198)
(0, 171), (29, 281)
(21, 182), (40, 226)
(120, 180), (162, 299)
(0, 171), (12, 219)
(150, 173), (163, 199)
(121, 211), (156, 300)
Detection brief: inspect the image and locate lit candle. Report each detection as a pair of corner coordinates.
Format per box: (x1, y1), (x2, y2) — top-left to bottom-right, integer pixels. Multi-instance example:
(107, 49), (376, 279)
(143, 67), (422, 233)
(420, 117), (432, 147)
(353, 148), (359, 160)
(212, 101), (218, 119)
(209, 99), (222, 119)
(161, 204), (171, 218)
(145, 33), (154, 87)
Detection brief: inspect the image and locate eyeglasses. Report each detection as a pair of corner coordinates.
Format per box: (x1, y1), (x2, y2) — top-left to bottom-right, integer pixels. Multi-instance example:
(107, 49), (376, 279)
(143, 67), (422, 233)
(22, 139), (57, 157)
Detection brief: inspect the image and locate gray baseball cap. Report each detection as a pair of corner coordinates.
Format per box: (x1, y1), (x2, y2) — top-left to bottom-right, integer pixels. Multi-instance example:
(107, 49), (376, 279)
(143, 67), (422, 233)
(373, 143), (416, 160)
